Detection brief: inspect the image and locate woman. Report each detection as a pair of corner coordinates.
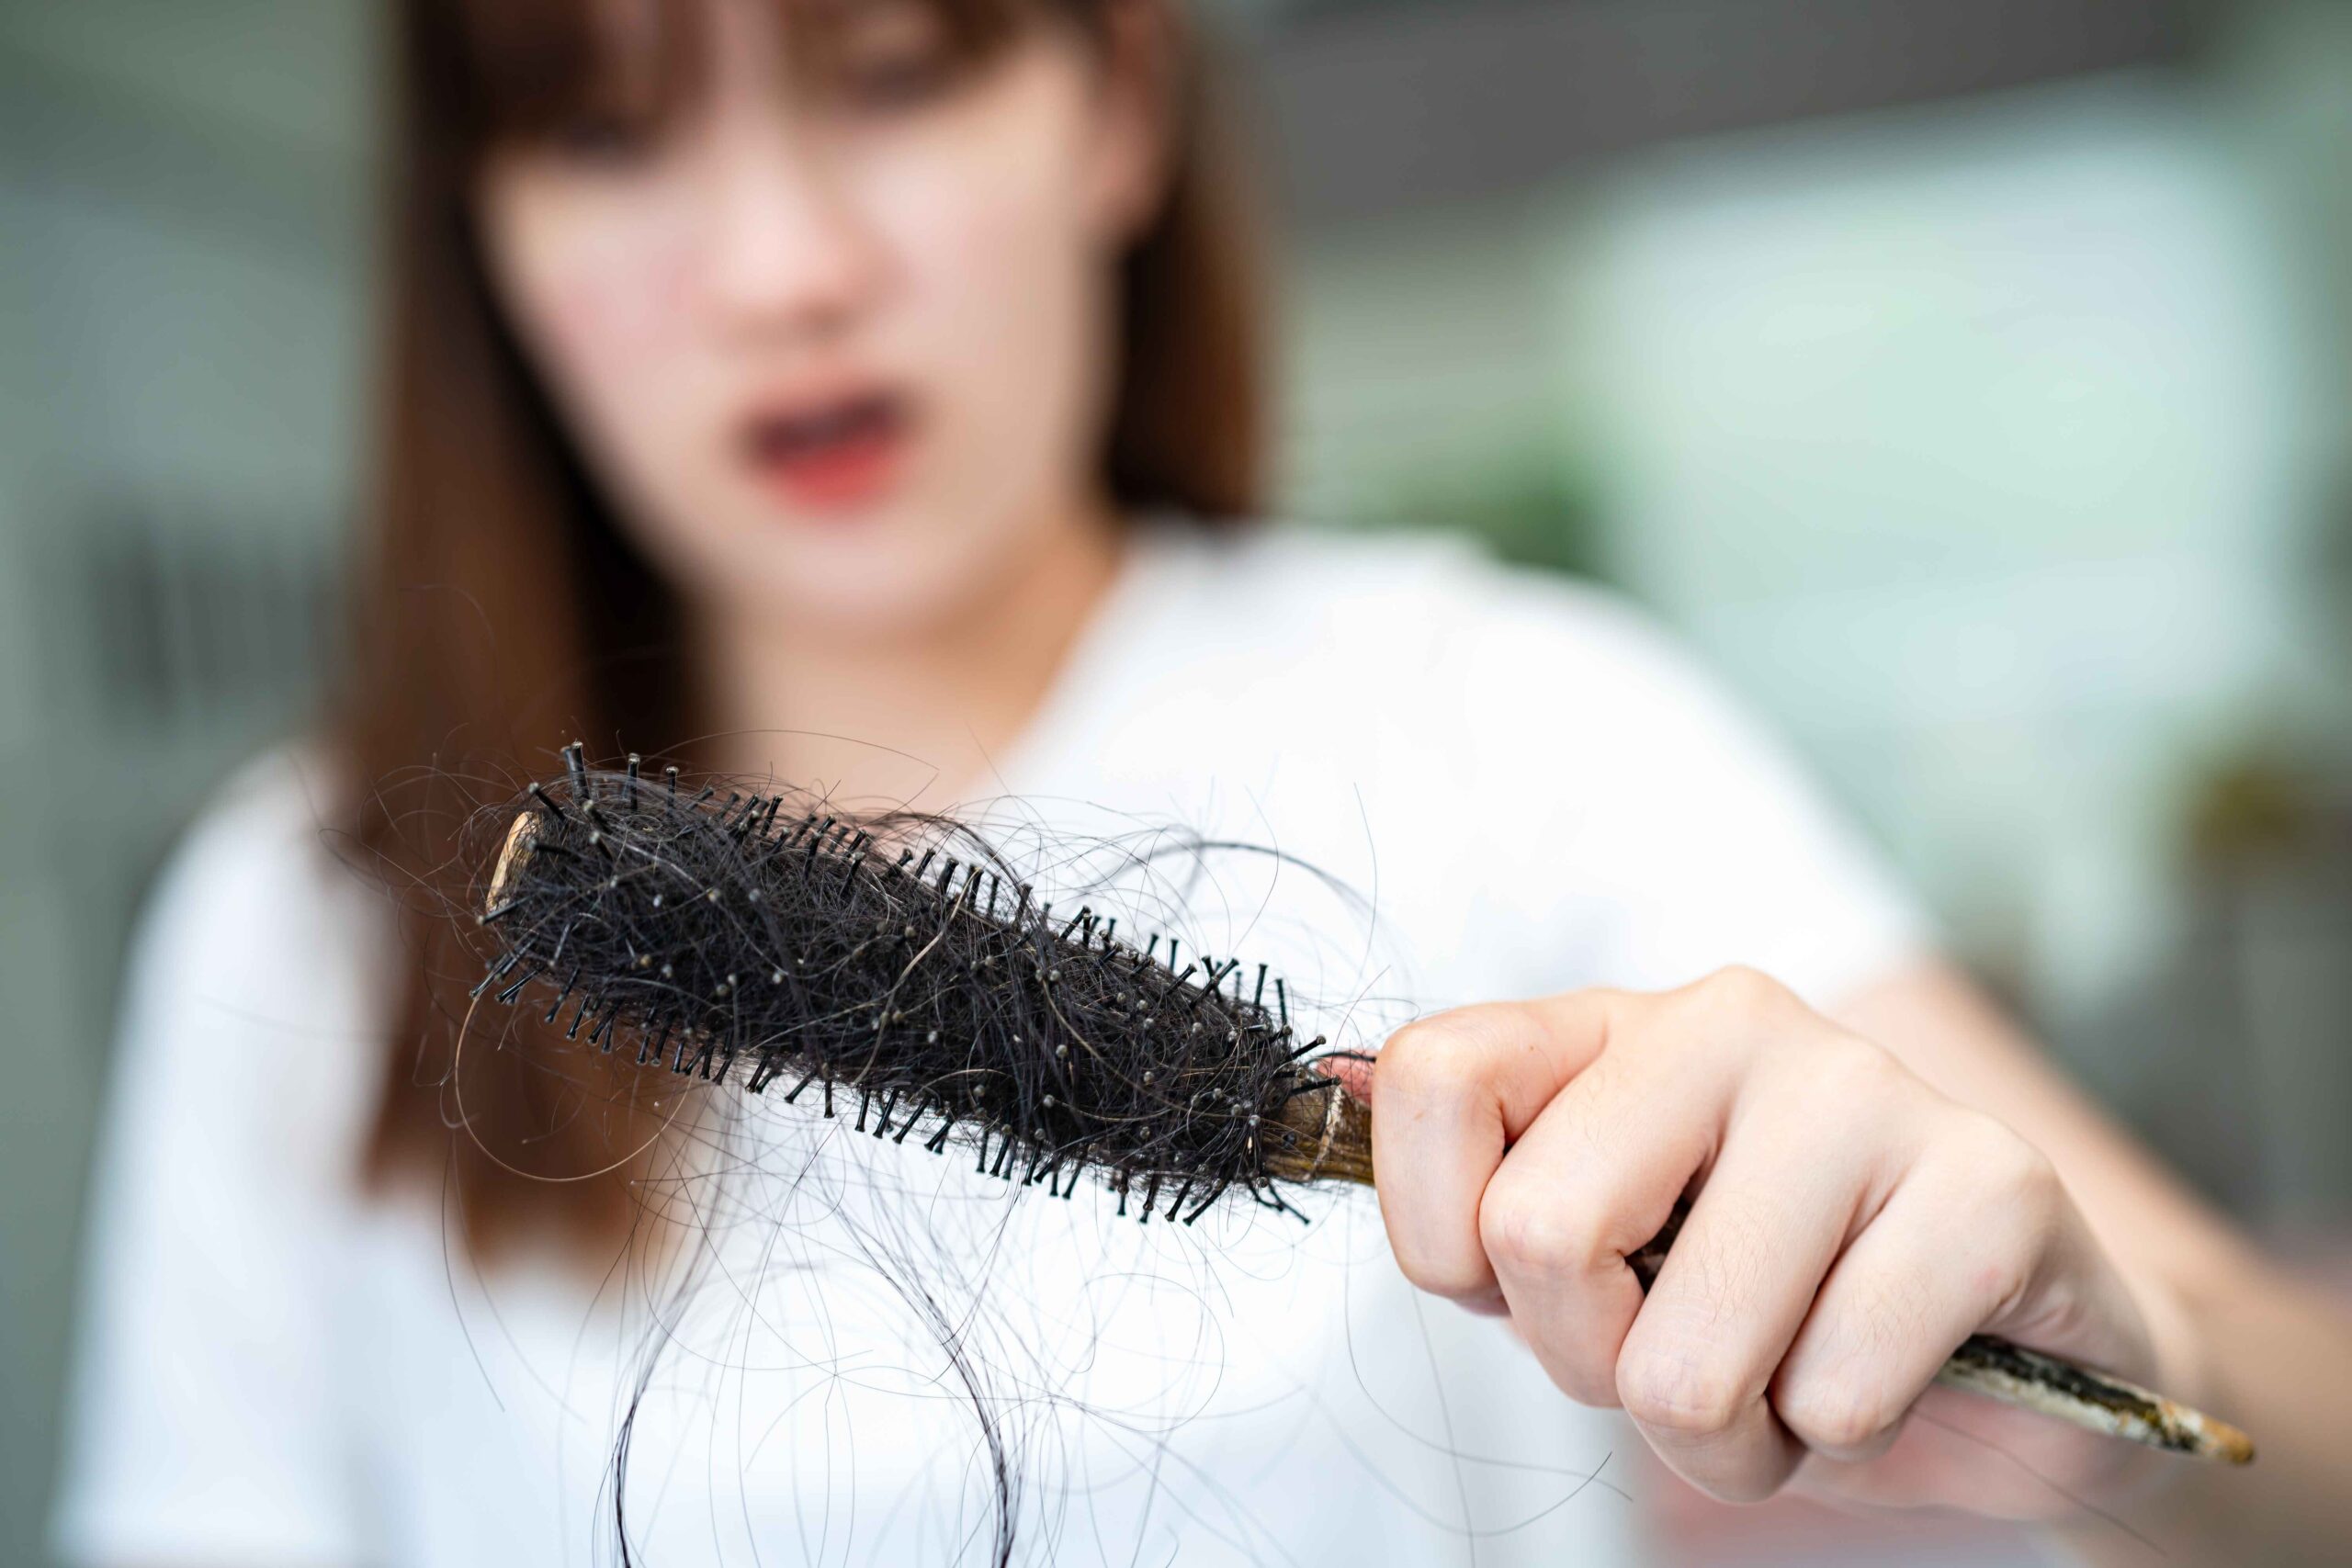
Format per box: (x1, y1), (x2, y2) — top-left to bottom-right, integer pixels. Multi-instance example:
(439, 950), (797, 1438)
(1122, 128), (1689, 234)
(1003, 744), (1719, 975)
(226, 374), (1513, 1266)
(53, 0), (2352, 1563)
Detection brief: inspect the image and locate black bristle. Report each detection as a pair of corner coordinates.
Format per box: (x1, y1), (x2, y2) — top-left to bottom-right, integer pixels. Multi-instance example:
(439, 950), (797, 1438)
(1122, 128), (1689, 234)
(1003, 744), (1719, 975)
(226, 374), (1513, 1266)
(465, 761), (1346, 1224)
(470, 953), (519, 998)
(543, 968), (578, 1024)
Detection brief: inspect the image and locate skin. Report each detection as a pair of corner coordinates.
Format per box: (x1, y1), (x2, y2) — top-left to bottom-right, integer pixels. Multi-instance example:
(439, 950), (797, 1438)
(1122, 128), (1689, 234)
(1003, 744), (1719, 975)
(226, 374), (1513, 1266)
(477, 0), (1166, 802)
(474, 1), (2352, 1559)
(1373, 968), (2352, 1558)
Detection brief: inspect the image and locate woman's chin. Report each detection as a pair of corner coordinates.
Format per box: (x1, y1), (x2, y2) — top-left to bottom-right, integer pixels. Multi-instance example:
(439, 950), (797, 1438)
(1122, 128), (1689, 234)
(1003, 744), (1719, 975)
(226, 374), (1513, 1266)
(720, 549), (1000, 645)
(673, 485), (1048, 642)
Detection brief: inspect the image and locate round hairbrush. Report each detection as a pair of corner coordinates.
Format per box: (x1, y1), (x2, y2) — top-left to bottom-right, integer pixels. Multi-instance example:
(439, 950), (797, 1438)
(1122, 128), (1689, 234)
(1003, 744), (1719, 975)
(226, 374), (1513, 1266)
(466, 745), (2253, 1464)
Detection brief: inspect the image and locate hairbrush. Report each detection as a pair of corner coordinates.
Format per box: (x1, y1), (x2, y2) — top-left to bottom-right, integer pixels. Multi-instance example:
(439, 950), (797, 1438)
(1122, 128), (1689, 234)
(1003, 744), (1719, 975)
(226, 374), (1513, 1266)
(463, 745), (2253, 1464)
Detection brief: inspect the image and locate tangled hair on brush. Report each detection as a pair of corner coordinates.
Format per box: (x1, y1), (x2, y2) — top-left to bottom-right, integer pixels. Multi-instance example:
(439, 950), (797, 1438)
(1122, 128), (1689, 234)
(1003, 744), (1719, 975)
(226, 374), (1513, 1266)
(447, 743), (1382, 1566)
(466, 744), (1371, 1225)
(450, 746), (2245, 1566)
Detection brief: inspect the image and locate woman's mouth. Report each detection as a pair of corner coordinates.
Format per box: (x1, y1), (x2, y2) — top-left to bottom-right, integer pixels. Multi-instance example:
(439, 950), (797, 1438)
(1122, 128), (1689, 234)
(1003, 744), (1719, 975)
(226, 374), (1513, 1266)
(739, 391), (912, 514)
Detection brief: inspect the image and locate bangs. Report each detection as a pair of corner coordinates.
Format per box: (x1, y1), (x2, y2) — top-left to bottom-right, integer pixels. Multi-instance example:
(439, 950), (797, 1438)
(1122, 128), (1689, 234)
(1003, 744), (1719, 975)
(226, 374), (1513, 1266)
(437, 0), (1052, 152)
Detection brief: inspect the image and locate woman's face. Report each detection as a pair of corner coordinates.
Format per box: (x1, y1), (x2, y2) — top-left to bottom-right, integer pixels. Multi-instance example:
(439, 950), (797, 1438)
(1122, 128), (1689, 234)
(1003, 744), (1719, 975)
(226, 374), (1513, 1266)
(476, 0), (1161, 640)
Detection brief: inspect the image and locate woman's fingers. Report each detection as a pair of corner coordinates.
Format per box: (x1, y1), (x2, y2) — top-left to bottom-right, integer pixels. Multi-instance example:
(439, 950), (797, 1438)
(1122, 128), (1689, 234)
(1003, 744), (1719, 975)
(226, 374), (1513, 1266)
(1372, 969), (2051, 1506)
(1369, 993), (1619, 1302)
(1611, 1046), (1897, 1501)
(1770, 1114), (2062, 1464)
(1475, 1044), (1718, 1405)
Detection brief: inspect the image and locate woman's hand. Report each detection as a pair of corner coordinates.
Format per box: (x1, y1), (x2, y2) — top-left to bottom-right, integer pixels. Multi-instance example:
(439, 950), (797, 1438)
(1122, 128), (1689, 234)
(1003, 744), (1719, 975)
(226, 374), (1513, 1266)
(1367, 966), (2201, 1515)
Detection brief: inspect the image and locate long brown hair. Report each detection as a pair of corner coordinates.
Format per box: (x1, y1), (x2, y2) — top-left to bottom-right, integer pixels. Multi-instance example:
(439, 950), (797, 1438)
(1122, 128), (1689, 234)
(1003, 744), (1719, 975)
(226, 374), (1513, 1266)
(343, 0), (1263, 1259)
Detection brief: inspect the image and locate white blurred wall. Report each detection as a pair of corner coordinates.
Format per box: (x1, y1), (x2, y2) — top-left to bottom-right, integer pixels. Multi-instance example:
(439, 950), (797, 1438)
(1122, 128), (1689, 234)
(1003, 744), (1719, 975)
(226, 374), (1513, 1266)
(1288, 26), (2352, 1034)
(0, 4), (372, 1556)
(1566, 73), (2325, 1014)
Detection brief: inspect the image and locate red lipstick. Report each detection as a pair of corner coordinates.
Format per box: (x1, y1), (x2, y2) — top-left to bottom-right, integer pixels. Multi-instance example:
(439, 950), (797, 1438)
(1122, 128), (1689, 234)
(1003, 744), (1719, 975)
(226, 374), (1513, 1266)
(739, 390), (910, 513)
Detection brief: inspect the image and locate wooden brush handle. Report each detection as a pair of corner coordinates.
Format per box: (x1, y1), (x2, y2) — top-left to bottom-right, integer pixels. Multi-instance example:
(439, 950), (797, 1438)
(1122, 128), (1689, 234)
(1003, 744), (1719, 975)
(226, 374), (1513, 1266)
(1267, 1091), (2254, 1465)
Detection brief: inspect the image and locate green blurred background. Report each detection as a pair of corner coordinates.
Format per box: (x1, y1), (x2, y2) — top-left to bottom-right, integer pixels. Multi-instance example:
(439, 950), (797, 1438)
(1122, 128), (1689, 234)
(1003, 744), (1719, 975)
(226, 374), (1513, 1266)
(5, 2), (2349, 1561)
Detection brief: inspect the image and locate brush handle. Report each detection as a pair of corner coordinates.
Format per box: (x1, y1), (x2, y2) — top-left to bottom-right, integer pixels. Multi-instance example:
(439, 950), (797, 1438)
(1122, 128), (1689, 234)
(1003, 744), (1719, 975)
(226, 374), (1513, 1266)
(1271, 1092), (2254, 1464)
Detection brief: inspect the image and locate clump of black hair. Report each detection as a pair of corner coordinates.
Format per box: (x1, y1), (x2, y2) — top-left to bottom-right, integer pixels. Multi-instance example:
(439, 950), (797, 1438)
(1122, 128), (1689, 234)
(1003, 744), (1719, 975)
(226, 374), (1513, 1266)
(467, 745), (1360, 1225)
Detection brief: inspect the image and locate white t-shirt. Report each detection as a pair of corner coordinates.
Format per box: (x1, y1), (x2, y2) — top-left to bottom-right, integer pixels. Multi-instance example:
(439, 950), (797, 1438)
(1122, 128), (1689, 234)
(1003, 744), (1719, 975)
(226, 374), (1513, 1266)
(54, 526), (1928, 1567)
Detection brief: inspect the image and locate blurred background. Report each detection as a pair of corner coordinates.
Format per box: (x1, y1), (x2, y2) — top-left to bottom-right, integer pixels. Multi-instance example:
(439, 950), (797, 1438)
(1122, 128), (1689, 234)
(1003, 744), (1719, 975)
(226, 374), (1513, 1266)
(3, 1), (2347, 1562)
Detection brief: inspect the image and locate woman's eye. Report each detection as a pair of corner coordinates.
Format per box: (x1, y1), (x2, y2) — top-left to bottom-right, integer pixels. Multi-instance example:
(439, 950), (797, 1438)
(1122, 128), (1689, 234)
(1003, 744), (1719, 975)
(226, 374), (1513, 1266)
(546, 112), (662, 166)
(835, 47), (956, 113)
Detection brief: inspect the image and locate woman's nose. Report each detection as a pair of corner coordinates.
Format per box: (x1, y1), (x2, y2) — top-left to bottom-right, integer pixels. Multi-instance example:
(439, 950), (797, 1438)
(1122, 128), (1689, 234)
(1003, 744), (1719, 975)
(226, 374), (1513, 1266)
(695, 130), (886, 342)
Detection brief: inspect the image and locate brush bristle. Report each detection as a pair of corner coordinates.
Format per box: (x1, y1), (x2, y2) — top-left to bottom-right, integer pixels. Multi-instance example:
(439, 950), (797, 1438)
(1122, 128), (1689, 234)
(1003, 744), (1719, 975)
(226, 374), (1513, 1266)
(468, 748), (1356, 1222)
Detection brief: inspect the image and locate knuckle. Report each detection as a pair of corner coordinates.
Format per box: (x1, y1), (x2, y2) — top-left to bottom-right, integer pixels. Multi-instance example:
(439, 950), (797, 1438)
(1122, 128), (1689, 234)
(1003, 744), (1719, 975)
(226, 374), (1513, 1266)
(1792, 1032), (1900, 1107)
(1663, 965), (1797, 1048)
(1374, 1024), (1454, 1109)
(1958, 1113), (2061, 1216)
(1379, 1008), (1510, 1094)
(1386, 1235), (1491, 1301)
(1479, 1177), (1603, 1280)
(1777, 1377), (1892, 1454)
(1376, 1017), (1445, 1079)
(1936, 1113), (2064, 1305)
(1558, 1380), (1618, 1411)
(1550, 1356), (1625, 1411)
(1702, 964), (1790, 1016)
(1617, 1348), (1748, 1438)
(1385, 1220), (1497, 1303)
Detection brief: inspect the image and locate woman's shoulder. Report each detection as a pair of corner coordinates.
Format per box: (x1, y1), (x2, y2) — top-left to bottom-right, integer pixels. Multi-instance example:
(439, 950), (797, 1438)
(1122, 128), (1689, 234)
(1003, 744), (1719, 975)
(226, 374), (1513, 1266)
(119, 743), (390, 1109)
(1185, 525), (1931, 1000)
(161, 743), (346, 869)
(140, 746), (372, 960)
(1181, 523), (1736, 734)
(59, 747), (397, 1567)
(1196, 521), (1659, 636)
